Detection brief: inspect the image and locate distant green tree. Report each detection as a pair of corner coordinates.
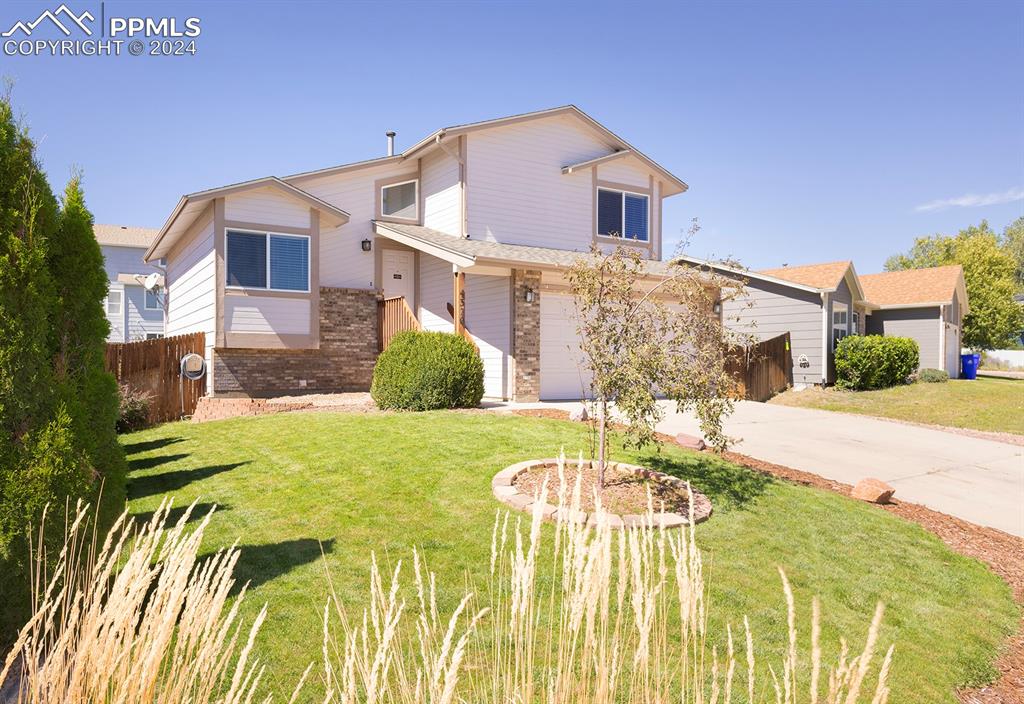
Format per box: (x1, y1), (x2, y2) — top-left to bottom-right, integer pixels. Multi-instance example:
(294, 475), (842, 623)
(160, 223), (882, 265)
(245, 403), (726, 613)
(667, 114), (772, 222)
(885, 220), (1023, 350)
(1001, 216), (1024, 292)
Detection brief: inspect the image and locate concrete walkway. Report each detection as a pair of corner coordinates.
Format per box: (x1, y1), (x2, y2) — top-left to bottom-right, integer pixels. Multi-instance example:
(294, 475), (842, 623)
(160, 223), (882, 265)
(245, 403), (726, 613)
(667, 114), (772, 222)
(491, 400), (1024, 537)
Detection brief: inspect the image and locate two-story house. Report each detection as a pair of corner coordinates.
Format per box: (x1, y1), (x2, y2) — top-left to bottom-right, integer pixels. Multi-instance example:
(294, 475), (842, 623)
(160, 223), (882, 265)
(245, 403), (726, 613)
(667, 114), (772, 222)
(95, 224), (166, 342)
(143, 106), (689, 401)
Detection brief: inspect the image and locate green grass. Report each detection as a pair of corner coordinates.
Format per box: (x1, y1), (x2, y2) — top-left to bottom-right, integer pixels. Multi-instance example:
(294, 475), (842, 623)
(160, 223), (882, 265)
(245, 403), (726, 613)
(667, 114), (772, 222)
(770, 376), (1024, 435)
(122, 411), (1017, 703)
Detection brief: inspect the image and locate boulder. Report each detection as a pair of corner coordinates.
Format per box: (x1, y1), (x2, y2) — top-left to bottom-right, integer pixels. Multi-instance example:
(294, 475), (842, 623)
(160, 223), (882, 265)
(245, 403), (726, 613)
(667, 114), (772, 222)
(851, 478), (895, 504)
(569, 406), (589, 422)
(675, 433), (706, 451)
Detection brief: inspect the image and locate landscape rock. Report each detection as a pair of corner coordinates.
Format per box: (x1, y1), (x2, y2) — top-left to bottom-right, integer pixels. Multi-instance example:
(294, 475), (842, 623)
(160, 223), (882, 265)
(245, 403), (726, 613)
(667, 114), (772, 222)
(851, 478), (895, 504)
(675, 433), (706, 451)
(569, 406), (589, 422)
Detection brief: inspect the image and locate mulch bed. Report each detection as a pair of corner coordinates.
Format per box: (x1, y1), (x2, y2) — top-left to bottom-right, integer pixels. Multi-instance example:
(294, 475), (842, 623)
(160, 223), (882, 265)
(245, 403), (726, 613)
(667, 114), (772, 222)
(511, 408), (1024, 704)
(513, 461), (692, 516)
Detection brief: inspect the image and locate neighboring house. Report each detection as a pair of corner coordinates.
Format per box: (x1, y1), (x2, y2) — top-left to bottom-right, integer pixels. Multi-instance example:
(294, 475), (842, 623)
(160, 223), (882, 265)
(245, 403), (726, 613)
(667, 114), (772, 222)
(679, 256), (969, 383)
(144, 106), (688, 400)
(859, 265), (968, 375)
(95, 224), (166, 342)
(677, 257), (869, 386)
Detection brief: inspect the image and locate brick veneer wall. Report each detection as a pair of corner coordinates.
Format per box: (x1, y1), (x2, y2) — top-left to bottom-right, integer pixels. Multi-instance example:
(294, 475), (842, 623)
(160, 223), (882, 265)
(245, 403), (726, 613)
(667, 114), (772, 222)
(213, 287), (380, 396)
(512, 269), (541, 402)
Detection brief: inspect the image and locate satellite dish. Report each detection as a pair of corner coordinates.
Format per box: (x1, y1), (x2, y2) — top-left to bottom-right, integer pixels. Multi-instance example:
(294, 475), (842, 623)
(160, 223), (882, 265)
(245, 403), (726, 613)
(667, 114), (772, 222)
(143, 272), (162, 291)
(180, 353), (206, 380)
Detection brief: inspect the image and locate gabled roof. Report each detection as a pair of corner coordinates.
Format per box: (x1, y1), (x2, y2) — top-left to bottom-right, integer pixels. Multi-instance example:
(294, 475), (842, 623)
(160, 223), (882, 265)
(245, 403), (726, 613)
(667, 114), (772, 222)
(286, 105), (688, 196)
(374, 221), (678, 276)
(759, 261), (853, 290)
(94, 224), (159, 249)
(673, 255), (824, 293)
(860, 265), (969, 312)
(145, 177), (350, 261)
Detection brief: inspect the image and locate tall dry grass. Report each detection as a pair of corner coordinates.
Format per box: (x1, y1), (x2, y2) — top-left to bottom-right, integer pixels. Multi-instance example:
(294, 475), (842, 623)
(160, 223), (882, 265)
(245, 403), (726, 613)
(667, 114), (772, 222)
(319, 452), (894, 703)
(2, 454), (894, 703)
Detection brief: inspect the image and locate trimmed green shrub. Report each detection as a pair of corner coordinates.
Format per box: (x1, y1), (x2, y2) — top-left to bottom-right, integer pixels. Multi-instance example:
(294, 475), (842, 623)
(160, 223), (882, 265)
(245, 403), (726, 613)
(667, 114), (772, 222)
(372, 331), (484, 410)
(917, 368), (950, 383)
(834, 335), (919, 390)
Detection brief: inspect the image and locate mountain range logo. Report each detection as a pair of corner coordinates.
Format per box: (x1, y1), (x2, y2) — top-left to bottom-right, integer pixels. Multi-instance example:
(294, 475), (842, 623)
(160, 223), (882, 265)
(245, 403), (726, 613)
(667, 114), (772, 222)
(2, 4), (94, 37)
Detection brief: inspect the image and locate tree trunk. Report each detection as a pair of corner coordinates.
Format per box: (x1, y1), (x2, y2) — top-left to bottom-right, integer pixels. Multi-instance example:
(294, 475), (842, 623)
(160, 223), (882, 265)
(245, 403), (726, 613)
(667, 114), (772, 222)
(597, 397), (608, 489)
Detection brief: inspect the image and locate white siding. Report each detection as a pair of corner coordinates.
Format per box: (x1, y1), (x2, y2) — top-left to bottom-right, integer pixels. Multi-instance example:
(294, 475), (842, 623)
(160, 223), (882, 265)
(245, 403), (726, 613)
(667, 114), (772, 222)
(101, 244), (153, 280)
(418, 254), (454, 333)
(166, 214), (216, 391)
(105, 282), (126, 342)
(466, 273), (510, 398)
(466, 114), (610, 249)
(224, 187), (311, 229)
(422, 147), (461, 235)
(296, 162), (418, 289)
(722, 278), (825, 386)
(597, 156), (651, 189)
(225, 296), (311, 335)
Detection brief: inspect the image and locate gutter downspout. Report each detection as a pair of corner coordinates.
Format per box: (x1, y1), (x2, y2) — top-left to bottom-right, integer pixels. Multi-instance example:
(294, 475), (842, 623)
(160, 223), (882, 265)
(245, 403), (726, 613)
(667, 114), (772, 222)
(821, 291), (830, 385)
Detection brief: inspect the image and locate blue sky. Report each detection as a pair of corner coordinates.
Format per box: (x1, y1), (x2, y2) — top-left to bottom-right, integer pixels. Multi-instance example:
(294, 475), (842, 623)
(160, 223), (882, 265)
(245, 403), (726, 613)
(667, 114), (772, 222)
(2, 0), (1021, 272)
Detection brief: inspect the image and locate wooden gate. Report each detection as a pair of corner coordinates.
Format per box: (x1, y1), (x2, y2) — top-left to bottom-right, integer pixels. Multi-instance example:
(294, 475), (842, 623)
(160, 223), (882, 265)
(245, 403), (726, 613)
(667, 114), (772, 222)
(105, 332), (206, 423)
(726, 332), (793, 402)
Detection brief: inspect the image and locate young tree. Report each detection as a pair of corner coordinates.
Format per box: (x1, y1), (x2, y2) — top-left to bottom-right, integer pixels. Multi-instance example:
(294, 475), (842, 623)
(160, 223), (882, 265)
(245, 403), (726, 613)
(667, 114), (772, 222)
(885, 221), (1023, 349)
(567, 243), (749, 488)
(1001, 216), (1024, 292)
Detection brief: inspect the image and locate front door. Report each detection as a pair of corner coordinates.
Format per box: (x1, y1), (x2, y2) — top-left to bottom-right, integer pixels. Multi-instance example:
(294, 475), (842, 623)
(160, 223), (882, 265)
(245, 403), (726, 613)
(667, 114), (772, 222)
(382, 250), (415, 303)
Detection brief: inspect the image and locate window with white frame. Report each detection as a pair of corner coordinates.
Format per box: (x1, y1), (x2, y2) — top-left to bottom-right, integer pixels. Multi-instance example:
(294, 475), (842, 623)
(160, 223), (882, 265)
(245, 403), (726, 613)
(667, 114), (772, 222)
(381, 179), (418, 220)
(105, 290), (123, 316)
(145, 333), (164, 340)
(852, 311), (860, 335)
(144, 288), (161, 310)
(597, 188), (649, 242)
(832, 303), (848, 349)
(225, 230), (310, 292)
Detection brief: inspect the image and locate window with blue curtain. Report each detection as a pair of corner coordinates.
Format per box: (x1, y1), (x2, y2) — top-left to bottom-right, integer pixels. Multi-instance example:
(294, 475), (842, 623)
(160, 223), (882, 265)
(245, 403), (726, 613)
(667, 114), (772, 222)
(226, 231), (267, 288)
(596, 189), (649, 242)
(597, 189), (622, 237)
(269, 235), (309, 291)
(623, 194), (648, 241)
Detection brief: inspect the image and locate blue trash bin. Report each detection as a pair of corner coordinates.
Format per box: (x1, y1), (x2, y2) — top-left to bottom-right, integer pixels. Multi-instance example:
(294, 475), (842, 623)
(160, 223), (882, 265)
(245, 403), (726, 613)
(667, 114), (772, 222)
(960, 353), (978, 380)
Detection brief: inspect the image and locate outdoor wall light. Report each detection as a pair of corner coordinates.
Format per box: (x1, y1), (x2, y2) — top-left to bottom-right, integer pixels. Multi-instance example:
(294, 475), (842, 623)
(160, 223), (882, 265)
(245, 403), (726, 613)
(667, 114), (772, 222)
(525, 288), (535, 303)
(713, 300), (722, 314)
(361, 238), (372, 252)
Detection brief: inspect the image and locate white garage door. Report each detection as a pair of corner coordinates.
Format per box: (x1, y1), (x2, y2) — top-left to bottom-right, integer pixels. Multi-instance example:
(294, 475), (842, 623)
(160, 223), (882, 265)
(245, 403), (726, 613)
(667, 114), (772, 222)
(540, 293), (592, 400)
(466, 273), (511, 399)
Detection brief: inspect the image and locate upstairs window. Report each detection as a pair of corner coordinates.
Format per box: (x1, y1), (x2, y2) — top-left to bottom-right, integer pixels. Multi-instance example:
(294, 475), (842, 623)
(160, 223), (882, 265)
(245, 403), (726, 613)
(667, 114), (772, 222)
(597, 188), (649, 242)
(145, 288), (161, 310)
(105, 290), (122, 316)
(226, 230), (310, 292)
(381, 179), (418, 220)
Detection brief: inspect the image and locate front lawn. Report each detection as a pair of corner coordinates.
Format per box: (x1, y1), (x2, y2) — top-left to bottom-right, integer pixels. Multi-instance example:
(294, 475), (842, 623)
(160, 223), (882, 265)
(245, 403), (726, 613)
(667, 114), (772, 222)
(770, 376), (1024, 435)
(122, 411), (1017, 703)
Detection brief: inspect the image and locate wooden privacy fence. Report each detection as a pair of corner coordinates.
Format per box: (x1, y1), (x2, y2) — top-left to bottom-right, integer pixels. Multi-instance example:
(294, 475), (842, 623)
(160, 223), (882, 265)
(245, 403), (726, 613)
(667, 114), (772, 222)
(105, 332), (206, 423)
(725, 332), (793, 402)
(378, 296), (421, 351)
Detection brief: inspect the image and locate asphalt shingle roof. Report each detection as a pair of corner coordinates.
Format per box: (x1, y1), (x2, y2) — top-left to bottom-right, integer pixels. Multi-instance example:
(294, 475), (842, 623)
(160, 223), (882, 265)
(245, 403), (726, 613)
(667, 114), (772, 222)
(94, 224), (159, 249)
(860, 265), (963, 306)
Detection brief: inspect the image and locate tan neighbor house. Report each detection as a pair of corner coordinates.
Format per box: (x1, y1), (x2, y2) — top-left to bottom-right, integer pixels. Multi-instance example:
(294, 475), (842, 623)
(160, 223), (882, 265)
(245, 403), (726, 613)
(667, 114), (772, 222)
(145, 106), (689, 401)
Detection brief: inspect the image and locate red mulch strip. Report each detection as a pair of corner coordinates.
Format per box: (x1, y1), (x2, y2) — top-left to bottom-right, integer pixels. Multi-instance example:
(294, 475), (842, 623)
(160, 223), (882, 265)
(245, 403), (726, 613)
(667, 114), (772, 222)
(511, 408), (1024, 703)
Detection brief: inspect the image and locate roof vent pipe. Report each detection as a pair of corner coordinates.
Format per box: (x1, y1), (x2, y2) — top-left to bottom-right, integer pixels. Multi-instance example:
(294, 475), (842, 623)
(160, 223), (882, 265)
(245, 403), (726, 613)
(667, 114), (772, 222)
(386, 131), (396, 157)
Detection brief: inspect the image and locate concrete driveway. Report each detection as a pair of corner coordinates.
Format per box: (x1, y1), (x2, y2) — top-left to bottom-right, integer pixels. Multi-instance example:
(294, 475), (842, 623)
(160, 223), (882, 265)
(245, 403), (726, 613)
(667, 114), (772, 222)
(495, 400), (1024, 536)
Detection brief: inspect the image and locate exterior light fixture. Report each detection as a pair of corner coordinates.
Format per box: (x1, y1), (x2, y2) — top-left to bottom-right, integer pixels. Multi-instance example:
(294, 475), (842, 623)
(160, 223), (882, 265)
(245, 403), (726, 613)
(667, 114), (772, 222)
(525, 288), (535, 303)
(361, 238), (372, 252)
(713, 300), (722, 315)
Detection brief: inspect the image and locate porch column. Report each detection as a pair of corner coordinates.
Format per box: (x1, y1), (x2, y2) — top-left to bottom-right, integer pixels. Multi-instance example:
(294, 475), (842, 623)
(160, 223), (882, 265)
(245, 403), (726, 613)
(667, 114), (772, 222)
(453, 268), (466, 336)
(512, 269), (541, 402)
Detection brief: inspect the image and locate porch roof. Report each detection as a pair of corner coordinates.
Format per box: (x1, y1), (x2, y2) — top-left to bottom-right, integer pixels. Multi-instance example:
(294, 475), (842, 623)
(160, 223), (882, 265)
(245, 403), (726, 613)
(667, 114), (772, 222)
(372, 221), (679, 276)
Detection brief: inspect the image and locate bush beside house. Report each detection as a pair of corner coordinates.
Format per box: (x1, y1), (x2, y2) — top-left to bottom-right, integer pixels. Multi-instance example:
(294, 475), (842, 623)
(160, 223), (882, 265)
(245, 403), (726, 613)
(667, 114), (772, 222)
(834, 335), (919, 390)
(0, 94), (125, 644)
(371, 331), (484, 410)
(917, 368), (950, 383)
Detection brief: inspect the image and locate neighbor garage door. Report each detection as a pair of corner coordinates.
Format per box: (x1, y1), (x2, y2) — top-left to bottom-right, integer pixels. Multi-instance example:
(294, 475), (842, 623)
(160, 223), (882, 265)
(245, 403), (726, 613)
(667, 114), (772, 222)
(539, 293), (592, 400)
